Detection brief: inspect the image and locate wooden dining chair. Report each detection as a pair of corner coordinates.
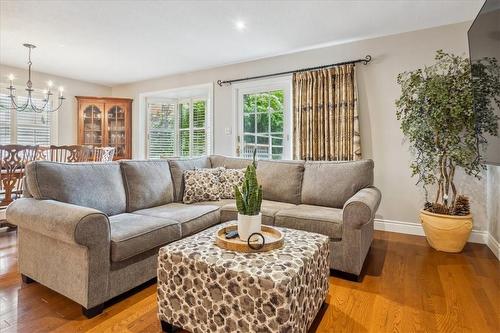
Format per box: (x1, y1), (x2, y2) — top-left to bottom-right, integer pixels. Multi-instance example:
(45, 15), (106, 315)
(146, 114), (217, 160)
(0, 144), (37, 230)
(0, 144), (38, 208)
(35, 145), (50, 160)
(49, 145), (92, 162)
(92, 147), (116, 162)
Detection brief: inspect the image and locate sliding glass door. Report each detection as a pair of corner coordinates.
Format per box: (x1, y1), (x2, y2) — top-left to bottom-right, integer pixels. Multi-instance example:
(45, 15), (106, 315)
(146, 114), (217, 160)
(236, 78), (292, 160)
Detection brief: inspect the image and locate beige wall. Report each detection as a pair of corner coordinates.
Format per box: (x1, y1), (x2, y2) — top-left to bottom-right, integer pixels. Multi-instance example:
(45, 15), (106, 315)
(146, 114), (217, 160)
(112, 22), (494, 234)
(0, 64), (111, 144)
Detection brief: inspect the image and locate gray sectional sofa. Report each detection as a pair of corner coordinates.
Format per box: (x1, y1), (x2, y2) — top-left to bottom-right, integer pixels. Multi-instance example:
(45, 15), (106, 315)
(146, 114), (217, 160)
(7, 155), (381, 317)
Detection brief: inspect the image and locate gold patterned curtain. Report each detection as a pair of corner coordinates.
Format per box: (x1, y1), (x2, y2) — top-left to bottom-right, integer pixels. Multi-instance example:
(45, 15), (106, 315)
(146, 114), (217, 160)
(293, 64), (361, 161)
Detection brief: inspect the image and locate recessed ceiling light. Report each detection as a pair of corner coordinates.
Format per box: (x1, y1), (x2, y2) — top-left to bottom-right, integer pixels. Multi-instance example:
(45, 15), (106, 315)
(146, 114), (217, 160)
(235, 20), (246, 31)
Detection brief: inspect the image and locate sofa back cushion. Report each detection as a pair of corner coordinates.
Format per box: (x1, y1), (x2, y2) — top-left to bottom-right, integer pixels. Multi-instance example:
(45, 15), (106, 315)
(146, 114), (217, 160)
(256, 160), (305, 204)
(301, 160), (374, 208)
(210, 155), (253, 169)
(120, 160), (174, 212)
(25, 161), (126, 216)
(167, 157), (211, 201)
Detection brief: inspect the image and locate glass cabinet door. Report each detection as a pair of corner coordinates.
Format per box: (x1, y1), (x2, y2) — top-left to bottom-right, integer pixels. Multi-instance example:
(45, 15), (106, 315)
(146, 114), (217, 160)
(82, 104), (103, 146)
(106, 105), (127, 158)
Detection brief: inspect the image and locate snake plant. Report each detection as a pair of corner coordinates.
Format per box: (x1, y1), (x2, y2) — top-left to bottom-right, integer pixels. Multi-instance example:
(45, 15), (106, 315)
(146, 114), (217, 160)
(234, 150), (262, 216)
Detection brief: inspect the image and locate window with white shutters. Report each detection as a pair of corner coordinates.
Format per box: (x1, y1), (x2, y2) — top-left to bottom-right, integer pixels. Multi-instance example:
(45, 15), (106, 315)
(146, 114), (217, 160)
(147, 97), (210, 159)
(147, 101), (176, 159)
(0, 94), (12, 144)
(16, 96), (52, 145)
(0, 93), (55, 145)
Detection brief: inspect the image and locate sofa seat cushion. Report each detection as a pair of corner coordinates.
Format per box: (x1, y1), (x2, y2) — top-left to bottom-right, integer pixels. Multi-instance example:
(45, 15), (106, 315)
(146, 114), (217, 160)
(220, 200), (296, 225)
(275, 204), (343, 240)
(109, 213), (181, 262)
(133, 203), (220, 237)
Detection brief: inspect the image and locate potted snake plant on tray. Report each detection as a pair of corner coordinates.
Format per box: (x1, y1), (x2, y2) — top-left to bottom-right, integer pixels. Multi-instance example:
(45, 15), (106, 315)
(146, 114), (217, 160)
(234, 150), (263, 241)
(395, 50), (499, 252)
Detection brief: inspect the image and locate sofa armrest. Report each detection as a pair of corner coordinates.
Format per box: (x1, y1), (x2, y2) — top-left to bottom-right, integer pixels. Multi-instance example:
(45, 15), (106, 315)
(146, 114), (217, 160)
(7, 198), (112, 309)
(343, 187), (381, 229)
(6, 198), (110, 247)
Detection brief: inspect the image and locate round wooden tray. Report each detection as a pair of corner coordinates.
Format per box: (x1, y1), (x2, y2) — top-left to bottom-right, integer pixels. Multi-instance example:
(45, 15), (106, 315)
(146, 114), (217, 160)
(215, 224), (284, 253)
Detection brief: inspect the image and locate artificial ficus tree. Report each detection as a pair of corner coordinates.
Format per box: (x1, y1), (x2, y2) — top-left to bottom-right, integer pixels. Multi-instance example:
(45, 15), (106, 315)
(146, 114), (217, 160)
(395, 50), (500, 215)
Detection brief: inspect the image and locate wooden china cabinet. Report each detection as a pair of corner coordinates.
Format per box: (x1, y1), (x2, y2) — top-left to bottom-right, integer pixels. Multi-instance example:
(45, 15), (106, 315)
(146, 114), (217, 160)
(76, 96), (133, 160)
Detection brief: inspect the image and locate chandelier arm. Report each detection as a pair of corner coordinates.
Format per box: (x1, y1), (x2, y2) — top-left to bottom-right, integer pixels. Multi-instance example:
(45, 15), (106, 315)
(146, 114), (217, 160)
(10, 95), (30, 112)
(37, 95), (52, 112)
(27, 89), (51, 113)
(29, 97), (46, 113)
(31, 96), (63, 113)
(9, 95), (19, 108)
(50, 98), (65, 112)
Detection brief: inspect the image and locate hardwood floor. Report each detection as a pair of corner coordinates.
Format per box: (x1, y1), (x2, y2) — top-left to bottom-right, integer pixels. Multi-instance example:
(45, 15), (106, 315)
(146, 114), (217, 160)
(0, 229), (498, 333)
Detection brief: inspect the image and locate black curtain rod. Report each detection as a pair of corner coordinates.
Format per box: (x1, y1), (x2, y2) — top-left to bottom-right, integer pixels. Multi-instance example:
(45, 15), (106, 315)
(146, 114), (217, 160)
(216, 55), (371, 86)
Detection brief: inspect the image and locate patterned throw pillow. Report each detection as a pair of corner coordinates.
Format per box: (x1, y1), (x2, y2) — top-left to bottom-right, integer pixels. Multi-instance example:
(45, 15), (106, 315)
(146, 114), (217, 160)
(182, 168), (223, 204)
(219, 168), (246, 199)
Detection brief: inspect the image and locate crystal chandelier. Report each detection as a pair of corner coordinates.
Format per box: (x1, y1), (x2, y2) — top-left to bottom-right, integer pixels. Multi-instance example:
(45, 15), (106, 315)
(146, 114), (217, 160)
(2, 43), (65, 113)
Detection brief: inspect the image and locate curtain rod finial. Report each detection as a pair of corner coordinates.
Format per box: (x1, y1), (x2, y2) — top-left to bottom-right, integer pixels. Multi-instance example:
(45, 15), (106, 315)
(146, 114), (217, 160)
(216, 80), (230, 87)
(217, 80), (231, 87)
(362, 55), (372, 65)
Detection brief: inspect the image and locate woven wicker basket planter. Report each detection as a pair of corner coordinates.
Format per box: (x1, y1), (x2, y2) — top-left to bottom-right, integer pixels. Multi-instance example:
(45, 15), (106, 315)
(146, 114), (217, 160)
(420, 209), (473, 253)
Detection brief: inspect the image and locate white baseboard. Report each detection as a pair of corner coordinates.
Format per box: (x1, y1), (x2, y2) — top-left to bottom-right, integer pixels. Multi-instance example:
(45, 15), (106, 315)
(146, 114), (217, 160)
(486, 233), (500, 260)
(374, 219), (488, 244)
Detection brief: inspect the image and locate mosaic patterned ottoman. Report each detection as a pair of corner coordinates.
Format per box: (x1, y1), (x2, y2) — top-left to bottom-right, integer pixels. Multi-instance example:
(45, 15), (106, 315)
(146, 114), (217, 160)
(157, 222), (330, 333)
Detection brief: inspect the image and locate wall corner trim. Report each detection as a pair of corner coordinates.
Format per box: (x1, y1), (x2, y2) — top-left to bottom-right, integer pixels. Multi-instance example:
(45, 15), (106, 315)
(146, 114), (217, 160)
(486, 233), (500, 260)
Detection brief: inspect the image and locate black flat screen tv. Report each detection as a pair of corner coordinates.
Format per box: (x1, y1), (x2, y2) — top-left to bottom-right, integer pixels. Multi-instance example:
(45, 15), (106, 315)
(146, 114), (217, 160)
(468, 0), (500, 165)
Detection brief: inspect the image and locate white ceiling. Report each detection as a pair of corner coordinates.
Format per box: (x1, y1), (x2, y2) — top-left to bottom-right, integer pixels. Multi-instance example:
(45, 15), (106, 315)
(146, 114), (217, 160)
(0, 0), (484, 87)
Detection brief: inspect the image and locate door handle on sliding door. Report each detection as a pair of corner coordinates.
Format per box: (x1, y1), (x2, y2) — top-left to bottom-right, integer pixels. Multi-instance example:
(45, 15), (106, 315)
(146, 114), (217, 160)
(236, 135), (241, 157)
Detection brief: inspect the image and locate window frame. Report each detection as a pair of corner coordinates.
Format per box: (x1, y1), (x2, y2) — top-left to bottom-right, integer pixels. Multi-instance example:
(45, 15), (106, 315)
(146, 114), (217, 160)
(0, 86), (58, 145)
(232, 76), (292, 160)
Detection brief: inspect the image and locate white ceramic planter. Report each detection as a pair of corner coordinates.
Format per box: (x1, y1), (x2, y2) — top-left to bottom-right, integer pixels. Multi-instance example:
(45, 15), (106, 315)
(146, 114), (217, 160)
(237, 213), (262, 241)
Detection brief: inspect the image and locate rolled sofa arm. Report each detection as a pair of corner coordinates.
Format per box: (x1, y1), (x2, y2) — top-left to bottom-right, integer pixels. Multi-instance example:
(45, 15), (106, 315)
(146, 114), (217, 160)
(343, 187), (381, 229)
(7, 198), (110, 246)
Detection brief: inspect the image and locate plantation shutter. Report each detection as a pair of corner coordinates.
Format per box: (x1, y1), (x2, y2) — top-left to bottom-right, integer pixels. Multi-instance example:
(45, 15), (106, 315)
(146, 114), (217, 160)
(0, 93), (12, 144)
(16, 96), (52, 145)
(192, 99), (207, 156)
(147, 101), (176, 159)
(178, 101), (190, 157)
